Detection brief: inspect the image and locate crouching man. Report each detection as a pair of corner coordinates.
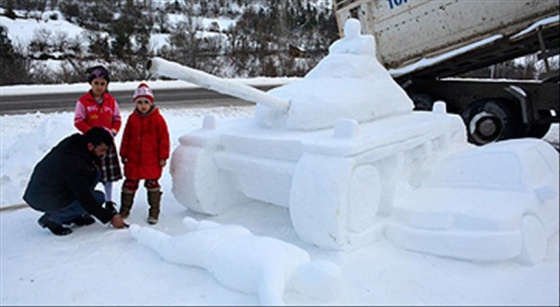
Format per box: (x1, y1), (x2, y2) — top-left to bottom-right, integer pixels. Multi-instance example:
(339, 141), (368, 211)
(23, 127), (127, 236)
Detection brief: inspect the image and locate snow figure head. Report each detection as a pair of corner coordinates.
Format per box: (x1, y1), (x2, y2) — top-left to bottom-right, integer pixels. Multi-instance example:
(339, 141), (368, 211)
(255, 18), (413, 130)
(344, 18), (361, 39)
(328, 17), (376, 56)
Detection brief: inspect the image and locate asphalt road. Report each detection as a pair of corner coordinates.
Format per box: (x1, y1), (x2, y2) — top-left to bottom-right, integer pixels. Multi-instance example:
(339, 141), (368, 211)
(0, 86), (277, 115)
(2, 86), (558, 151)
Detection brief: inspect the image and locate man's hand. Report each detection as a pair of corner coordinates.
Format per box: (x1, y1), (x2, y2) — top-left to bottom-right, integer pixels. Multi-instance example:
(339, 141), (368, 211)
(159, 159), (166, 167)
(111, 214), (128, 229)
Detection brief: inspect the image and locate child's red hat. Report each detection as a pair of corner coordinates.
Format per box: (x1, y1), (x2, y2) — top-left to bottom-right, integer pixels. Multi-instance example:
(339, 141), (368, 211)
(133, 82), (154, 104)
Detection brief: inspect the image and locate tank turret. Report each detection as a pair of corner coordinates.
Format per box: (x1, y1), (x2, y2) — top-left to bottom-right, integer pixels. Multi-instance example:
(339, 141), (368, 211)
(148, 18), (413, 130)
(256, 18), (414, 130)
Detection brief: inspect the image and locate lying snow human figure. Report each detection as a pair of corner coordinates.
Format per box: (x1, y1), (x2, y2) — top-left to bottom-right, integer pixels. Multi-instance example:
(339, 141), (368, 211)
(130, 217), (341, 305)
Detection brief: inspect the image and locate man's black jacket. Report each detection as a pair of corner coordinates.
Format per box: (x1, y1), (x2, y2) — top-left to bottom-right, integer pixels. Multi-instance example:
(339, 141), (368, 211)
(23, 133), (114, 224)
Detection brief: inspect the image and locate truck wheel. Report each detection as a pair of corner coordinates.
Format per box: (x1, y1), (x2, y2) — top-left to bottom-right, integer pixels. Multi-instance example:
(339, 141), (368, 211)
(524, 123), (552, 139)
(460, 99), (521, 145)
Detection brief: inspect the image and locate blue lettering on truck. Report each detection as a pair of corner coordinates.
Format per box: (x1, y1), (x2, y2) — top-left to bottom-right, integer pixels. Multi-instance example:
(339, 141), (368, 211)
(388, 0), (408, 9)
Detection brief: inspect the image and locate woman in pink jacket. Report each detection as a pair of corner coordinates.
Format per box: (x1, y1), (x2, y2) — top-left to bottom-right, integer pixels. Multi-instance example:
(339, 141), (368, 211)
(74, 65), (122, 213)
(119, 83), (170, 224)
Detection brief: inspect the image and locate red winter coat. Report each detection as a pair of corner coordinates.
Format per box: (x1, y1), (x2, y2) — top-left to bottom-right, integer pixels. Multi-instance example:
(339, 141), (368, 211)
(74, 91), (122, 134)
(120, 107), (170, 180)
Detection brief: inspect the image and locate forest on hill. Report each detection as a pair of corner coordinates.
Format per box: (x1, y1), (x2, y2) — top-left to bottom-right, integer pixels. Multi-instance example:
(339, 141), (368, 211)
(0, 0), (338, 84)
(1, 0), (553, 86)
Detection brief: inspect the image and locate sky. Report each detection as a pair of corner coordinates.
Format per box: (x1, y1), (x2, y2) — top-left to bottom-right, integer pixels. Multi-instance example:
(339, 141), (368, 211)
(1, 6), (560, 307)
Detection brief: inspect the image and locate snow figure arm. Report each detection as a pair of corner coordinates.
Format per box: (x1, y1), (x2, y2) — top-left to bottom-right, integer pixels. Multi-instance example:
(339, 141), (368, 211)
(130, 224), (168, 250)
(131, 223), (218, 267)
(131, 223), (206, 268)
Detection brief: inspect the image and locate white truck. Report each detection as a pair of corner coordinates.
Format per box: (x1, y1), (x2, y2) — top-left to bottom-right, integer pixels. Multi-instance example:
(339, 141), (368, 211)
(334, 0), (559, 144)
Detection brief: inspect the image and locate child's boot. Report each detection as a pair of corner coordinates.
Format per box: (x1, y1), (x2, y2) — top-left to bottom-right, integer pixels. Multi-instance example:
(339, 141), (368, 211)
(119, 189), (135, 218)
(147, 189), (162, 225)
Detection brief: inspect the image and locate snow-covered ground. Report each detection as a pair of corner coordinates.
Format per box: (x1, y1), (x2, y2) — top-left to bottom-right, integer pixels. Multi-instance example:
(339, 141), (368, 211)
(1, 7), (559, 306)
(1, 40), (558, 304)
(1, 85), (559, 305)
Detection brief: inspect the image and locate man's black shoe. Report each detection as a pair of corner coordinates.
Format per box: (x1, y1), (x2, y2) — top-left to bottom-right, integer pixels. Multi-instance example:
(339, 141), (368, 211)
(68, 214), (95, 226)
(104, 201), (117, 215)
(38, 215), (72, 236)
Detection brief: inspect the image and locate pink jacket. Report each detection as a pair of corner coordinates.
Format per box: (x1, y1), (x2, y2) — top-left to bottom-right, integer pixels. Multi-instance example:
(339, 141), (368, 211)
(74, 91), (122, 135)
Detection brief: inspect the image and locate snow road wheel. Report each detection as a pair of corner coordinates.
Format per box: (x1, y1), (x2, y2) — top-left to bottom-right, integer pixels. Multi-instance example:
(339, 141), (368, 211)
(290, 154), (382, 250)
(461, 99), (521, 145)
(346, 165), (381, 233)
(517, 215), (547, 266)
(171, 131), (245, 216)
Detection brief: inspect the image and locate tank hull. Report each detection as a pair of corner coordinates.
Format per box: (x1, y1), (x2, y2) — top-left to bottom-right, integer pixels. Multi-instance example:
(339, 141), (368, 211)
(171, 106), (467, 249)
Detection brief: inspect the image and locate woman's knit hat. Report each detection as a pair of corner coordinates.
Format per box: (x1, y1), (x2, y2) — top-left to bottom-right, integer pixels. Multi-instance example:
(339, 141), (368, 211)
(133, 83), (154, 104)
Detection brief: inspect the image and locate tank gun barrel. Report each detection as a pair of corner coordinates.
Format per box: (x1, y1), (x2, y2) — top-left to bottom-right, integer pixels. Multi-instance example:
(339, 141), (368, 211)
(147, 57), (290, 113)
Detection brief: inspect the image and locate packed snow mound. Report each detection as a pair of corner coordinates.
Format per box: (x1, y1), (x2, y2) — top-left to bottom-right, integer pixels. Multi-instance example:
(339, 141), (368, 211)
(130, 217), (341, 306)
(256, 18), (414, 130)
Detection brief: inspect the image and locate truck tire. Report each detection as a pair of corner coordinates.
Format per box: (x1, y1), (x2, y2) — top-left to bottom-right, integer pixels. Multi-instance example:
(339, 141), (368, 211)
(524, 123), (552, 139)
(460, 99), (521, 145)
(520, 110), (552, 138)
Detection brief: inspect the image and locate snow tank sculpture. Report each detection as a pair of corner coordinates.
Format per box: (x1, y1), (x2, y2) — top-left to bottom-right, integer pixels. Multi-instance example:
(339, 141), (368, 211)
(147, 19), (468, 250)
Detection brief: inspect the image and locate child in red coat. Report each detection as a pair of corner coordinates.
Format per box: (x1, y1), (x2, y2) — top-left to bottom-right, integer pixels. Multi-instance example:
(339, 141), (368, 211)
(119, 83), (170, 224)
